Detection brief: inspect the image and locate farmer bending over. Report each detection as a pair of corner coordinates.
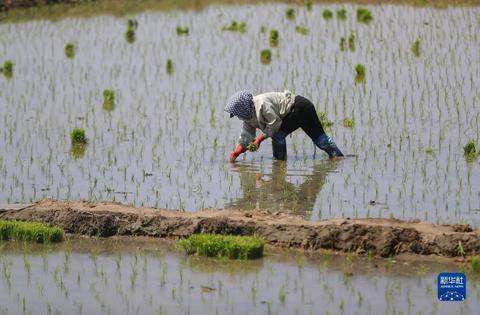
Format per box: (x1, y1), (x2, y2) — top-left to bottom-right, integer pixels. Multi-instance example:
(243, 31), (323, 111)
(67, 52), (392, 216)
(225, 90), (343, 161)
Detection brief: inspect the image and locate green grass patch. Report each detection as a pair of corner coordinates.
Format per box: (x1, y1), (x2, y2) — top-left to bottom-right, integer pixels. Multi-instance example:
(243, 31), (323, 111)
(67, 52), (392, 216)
(260, 49), (272, 65)
(71, 128), (87, 145)
(411, 39), (421, 57)
(0, 220), (63, 243)
(357, 8), (373, 24)
(322, 9), (333, 20)
(472, 256), (480, 273)
(222, 21), (246, 33)
(179, 234), (265, 259)
(65, 42), (75, 58)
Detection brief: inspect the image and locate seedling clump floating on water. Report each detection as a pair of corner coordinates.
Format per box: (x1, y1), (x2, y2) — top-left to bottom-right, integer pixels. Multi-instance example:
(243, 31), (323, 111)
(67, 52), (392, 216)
(176, 26), (189, 36)
(323, 9), (333, 20)
(125, 19), (138, 43)
(64, 43), (75, 58)
(424, 147), (434, 155)
(411, 39), (421, 57)
(247, 143), (258, 152)
(1, 60), (13, 78)
(355, 64), (366, 84)
(269, 29), (279, 47)
(179, 234), (265, 259)
(337, 8), (347, 20)
(295, 26), (309, 35)
(286, 8), (295, 20)
(71, 128), (87, 145)
(348, 33), (355, 51)
(343, 118), (355, 128)
(305, 0), (312, 11)
(103, 89), (115, 111)
(357, 8), (373, 24)
(166, 59), (174, 74)
(340, 37), (346, 51)
(260, 49), (272, 64)
(0, 220), (64, 243)
(222, 21), (246, 33)
(463, 140), (478, 162)
(317, 111), (334, 128)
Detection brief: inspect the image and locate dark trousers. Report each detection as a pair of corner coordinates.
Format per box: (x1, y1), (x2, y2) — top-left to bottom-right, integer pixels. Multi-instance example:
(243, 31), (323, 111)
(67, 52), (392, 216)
(271, 95), (326, 160)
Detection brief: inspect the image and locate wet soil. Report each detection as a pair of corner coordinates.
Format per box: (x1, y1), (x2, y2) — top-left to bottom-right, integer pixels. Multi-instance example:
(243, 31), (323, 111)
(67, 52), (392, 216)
(1, 199), (479, 258)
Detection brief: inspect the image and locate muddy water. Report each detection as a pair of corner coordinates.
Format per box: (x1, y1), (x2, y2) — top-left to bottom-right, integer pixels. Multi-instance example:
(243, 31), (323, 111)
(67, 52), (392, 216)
(0, 3), (479, 226)
(0, 238), (478, 315)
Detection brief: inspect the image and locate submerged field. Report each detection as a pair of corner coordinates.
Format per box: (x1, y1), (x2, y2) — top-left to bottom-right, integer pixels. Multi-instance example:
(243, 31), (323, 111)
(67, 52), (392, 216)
(0, 2), (479, 228)
(0, 237), (479, 315)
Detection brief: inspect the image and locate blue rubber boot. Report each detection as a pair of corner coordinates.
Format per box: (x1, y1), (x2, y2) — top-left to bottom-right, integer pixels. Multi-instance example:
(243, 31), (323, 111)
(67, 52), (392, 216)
(271, 131), (287, 160)
(314, 134), (344, 158)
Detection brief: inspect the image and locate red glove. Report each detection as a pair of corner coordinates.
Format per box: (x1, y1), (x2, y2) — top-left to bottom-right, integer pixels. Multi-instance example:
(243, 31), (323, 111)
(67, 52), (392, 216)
(229, 144), (246, 162)
(254, 134), (266, 148)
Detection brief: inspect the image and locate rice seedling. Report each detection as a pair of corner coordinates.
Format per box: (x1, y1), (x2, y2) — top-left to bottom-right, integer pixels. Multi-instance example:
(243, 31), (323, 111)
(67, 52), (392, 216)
(71, 143), (86, 159)
(285, 8), (295, 20)
(260, 49), (271, 65)
(222, 21), (246, 33)
(125, 19), (138, 43)
(176, 26), (189, 36)
(1, 60), (13, 78)
(357, 8), (373, 24)
(166, 59), (174, 75)
(260, 25), (266, 33)
(463, 140), (478, 162)
(472, 256), (480, 273)
(247, 143), (258, 152)
(295, 26), (309, 35)
(103, 89), (115, 111)
(269, 29), (279, 47)
(337, 8), (347, 20)
(0, 220), (63, 243)
(354, 64), (366, 84)
(305, 0), (312, 11)
(322, 9), (333, 20)
(348, 33), (355, 51)
(71, 128), (87, 145)
(343, 118), (355, 128)
(178, 234), (265, 259)
(317, 112), (333, 128)
(64, 43), (75, 58)
(340, 37), (346, 51)
(424, 147), (434, 155)
(411, 39), (421, 57)
(457, 241), (465, 256)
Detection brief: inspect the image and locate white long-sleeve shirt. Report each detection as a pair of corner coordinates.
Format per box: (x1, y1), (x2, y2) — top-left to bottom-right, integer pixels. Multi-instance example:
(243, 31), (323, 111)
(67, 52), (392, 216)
(238, 90), (295, 147)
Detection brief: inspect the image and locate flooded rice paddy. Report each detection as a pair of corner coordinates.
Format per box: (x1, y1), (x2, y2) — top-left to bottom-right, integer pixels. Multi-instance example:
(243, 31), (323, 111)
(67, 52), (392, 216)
(0, 237), (478, 315)
(0, 3), (480, 227)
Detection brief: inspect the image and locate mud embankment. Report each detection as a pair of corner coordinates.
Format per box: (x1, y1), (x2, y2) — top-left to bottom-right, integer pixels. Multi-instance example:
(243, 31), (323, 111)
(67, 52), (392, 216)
(1, 200), (480, 258)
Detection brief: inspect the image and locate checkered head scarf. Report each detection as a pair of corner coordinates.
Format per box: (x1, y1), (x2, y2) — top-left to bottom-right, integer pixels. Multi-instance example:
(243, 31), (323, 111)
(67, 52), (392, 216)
(224, 91), (254, 120)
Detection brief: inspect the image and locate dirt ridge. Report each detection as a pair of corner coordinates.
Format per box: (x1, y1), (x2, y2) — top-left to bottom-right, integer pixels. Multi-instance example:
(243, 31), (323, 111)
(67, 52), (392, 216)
(1, 200), (479, 257)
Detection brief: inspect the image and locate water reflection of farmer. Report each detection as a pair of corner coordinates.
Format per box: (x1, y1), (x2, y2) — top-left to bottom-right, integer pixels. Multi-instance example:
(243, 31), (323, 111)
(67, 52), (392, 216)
(224, 90), (343, 162)
(226, 160), (339, 216)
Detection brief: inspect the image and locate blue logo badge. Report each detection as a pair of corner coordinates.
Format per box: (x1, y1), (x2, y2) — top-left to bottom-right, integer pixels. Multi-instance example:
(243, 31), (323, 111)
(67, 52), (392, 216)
(437, 273), (466, 301)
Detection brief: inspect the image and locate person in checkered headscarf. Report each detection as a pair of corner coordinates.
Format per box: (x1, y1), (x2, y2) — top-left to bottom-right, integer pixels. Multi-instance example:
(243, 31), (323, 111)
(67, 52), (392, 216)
(224, 90), (344, 161)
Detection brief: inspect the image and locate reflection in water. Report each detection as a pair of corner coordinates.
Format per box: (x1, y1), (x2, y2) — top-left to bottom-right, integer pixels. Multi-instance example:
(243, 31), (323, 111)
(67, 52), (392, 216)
(227, 160), (339, 217)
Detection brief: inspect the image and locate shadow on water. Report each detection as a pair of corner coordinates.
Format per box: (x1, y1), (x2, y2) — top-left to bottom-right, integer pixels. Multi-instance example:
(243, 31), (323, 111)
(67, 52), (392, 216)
(226, 159), (340, 217)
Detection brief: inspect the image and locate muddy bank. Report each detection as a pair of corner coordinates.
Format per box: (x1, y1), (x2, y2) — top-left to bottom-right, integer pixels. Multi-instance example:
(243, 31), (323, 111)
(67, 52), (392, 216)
(1, 200), (480, 258)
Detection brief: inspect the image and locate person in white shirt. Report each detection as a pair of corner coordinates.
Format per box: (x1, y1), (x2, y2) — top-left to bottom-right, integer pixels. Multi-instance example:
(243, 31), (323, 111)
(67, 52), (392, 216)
(225, 90), (343, 161)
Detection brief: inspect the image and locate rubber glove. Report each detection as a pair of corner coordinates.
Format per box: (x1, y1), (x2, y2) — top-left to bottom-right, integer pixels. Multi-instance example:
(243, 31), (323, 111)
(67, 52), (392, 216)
(229, 144), (246, 162)
(254, 134), (266, 148)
